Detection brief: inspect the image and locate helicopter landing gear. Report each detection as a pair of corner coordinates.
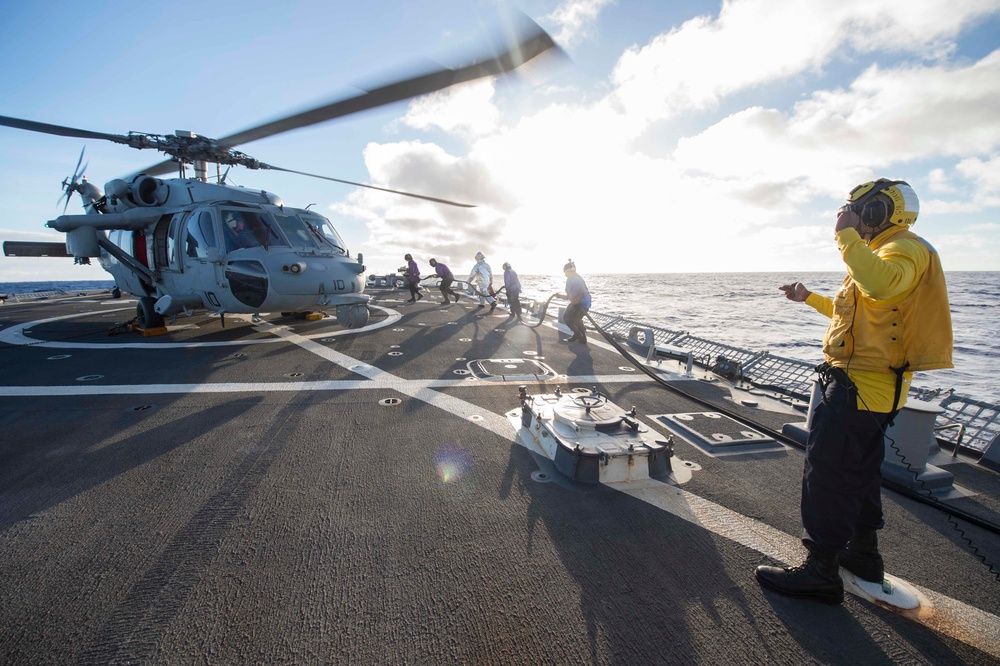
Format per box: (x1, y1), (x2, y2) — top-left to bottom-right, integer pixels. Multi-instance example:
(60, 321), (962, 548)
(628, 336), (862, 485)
(111, 286), (122, 299)
(136, 296), (165, 330)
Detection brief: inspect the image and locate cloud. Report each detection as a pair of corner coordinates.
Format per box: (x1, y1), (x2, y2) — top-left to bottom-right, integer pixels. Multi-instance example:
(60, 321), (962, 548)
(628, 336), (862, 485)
(957, 153), (1000, 206)
(331, 139), (516, 271)
(927, 168), (955, 194)
(399, 79), (499, 140)
(608, 0), (1000, 131)
(346, 0), (1000, 274)
(546, 0), (616, 47)
(673, 51), (1000, 201)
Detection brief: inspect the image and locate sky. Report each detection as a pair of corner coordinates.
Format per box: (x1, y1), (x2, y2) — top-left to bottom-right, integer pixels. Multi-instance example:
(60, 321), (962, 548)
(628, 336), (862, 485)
(1, 0), (998, 282)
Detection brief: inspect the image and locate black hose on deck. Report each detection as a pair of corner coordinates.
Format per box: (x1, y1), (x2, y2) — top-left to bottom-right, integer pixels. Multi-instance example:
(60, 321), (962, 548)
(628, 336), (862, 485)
(520, 293), (559, 328)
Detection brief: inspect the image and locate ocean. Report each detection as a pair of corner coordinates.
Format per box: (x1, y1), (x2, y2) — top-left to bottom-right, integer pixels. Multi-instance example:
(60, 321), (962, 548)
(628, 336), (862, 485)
(524, 271), (999, 405)
(2, 272), (997, 403)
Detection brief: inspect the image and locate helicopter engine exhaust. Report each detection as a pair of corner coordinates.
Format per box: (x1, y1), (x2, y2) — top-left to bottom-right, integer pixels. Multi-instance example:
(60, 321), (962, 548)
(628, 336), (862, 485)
(105, 176), (169, 207)
(130, 175), (169, 206)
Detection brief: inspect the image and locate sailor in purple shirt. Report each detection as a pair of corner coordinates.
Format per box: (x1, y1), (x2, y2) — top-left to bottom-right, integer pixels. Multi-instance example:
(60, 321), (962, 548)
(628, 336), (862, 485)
(402, 253), (423, 302)
(429, 258), (460, 304)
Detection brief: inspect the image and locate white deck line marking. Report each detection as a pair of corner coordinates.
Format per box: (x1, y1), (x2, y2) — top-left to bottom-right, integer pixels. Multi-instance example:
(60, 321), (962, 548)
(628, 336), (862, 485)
(0, 306), (401, 348)
(259, 322), (515, 437)
(0, 375), (651, 398)
(608, 480), (1000, 659)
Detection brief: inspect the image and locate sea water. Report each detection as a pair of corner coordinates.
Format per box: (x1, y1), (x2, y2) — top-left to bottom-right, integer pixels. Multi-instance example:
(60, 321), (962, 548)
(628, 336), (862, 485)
(522, 271), (999, 404)
(1, 273), (997, 403)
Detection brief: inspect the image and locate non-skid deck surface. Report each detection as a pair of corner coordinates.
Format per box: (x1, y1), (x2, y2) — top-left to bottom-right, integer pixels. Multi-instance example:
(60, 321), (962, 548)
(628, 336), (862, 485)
(1, 292), (998, 664)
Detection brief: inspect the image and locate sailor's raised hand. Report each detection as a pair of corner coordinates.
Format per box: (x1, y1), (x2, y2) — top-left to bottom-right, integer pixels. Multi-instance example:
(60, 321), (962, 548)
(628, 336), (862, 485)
(779, 282), (810, 302)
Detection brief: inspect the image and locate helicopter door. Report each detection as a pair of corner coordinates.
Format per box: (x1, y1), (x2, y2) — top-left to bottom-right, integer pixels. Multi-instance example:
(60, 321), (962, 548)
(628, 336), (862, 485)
(181, 209), (225, 307)
(152, 213), (182, 272)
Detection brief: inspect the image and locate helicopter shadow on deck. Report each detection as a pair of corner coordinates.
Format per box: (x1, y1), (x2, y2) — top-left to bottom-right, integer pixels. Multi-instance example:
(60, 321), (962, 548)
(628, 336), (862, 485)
(0, 383), (330, 663)
(0, 394), (280, 533)
(73, 394), (323, 663)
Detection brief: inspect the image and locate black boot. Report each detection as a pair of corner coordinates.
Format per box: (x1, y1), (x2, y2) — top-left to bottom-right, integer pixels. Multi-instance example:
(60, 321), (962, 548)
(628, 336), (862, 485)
(755, 544), (844, 604)
(840, 528), (884, 583)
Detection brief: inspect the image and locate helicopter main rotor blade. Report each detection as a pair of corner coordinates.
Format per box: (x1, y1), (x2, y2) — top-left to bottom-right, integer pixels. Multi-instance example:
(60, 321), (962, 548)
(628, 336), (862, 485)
(215, 17), (556, 150)
(132, 17), (557, 182)
(264, 165), (476, 208)
(139, 158), (177, 177)
(0, 115), (131, 145)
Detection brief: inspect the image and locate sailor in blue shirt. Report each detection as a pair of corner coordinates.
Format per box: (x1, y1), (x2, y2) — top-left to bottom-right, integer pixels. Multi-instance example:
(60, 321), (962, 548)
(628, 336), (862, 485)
(560, 260), (591, 345)
(503, 262), (522, 320)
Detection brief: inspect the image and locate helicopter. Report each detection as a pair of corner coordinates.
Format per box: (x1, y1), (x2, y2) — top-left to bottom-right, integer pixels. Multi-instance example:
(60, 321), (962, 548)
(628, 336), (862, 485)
(1, 19), (556, 332)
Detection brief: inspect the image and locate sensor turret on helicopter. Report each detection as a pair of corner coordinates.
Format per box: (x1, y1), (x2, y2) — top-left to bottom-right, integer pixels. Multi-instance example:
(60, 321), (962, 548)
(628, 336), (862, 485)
(1, 17), (557, 331)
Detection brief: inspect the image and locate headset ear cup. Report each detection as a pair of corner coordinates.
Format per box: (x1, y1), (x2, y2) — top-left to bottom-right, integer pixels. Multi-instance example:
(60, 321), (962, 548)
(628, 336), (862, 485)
(861, 200), (888, 227)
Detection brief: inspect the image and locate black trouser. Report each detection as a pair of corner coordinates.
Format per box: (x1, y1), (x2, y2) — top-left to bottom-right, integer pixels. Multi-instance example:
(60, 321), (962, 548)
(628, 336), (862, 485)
(801, 371), (893, 551)
(564, 303), (587, 341)
(439, 276), (459, 300)
(406, 279), (421, 300)
(508, 290), (522, 317)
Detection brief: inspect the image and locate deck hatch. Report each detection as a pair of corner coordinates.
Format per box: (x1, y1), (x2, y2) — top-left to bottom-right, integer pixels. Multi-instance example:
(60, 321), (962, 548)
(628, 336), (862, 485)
(467, 358), (557, 381)
(656, 412), (783, 456)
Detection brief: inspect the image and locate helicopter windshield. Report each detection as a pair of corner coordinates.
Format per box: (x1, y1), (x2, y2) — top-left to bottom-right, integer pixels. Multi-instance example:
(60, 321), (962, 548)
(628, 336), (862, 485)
(222, 209), (288, 253)
(273, 212), (347, 255)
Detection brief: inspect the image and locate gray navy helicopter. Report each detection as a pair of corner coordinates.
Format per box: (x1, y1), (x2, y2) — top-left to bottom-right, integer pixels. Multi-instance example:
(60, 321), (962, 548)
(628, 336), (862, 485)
(1, 19), (555, 331)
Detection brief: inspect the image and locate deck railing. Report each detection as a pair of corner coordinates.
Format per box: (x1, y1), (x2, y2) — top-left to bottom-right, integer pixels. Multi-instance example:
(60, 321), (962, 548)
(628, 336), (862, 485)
(532, 295), (1000, 454)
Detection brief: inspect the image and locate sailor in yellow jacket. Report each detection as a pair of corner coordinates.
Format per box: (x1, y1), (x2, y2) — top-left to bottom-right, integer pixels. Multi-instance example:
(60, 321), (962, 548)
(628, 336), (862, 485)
(756, 179), (953, 604)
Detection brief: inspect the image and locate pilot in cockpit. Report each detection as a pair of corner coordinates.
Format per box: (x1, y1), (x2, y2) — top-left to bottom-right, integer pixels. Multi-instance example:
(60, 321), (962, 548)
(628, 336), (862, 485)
(225, 212), (256, 251)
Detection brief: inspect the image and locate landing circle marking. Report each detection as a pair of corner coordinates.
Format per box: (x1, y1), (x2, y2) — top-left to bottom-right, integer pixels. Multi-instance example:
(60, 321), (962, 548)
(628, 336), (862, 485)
(0, 305), (401, 350)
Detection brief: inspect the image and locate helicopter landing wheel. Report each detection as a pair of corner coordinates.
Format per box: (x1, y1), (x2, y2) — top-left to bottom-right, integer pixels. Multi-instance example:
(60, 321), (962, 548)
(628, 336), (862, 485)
(137, 297), (165, 329)
(111, 286), (122, 299)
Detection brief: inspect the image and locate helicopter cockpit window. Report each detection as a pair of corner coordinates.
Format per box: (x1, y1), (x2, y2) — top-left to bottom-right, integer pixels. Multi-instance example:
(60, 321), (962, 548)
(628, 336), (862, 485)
(272, 213), (320, 250)
(222, 209), (288, 253)
(185, 210), (218, 259)
(298, 213), (348, 255)
(271, 213), (345, 254)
